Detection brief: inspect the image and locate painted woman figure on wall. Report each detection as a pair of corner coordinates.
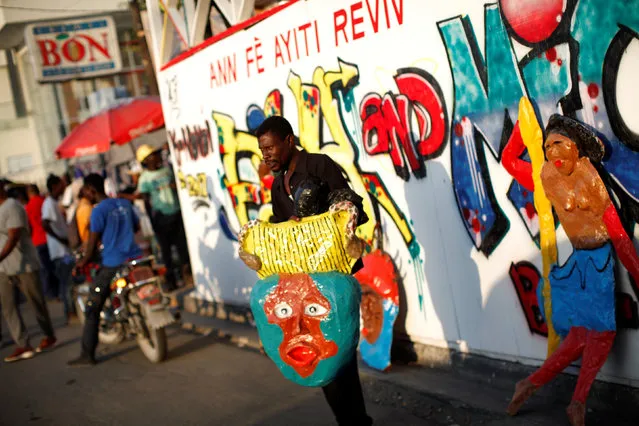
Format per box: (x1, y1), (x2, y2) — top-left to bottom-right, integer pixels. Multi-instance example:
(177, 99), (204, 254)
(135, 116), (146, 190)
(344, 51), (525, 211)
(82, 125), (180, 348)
(501, 113), (639, 426)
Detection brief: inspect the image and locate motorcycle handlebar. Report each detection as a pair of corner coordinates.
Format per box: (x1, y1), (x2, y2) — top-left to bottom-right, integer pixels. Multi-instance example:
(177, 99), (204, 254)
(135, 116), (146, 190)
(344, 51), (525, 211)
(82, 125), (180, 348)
(73, 244), (106, 260)
(127, 255), (155, 267)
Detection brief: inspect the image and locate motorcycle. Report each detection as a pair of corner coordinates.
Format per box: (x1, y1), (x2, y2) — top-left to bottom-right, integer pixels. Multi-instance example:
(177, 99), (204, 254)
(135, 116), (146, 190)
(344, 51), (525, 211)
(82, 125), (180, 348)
(72, 254), (176, 363)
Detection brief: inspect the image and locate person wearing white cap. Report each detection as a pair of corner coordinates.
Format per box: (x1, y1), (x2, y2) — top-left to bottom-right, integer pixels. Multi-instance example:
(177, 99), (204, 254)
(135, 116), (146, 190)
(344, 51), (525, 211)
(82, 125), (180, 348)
(134, 145), (191, 292)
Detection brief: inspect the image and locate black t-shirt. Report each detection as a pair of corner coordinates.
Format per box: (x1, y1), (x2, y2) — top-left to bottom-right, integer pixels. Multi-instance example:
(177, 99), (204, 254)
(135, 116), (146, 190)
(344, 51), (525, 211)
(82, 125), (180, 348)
(270, 150), (364, 272)
(270, 150), (352, 223)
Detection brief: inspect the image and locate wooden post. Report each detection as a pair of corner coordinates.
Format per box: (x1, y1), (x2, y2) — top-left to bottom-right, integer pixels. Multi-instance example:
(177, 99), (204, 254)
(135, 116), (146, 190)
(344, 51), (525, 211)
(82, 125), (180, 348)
(61, 81), (80, 131)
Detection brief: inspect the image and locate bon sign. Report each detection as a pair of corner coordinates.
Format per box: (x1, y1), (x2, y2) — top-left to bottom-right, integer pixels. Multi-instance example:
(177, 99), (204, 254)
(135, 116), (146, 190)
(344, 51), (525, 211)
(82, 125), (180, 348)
(25, 16), (122, 82)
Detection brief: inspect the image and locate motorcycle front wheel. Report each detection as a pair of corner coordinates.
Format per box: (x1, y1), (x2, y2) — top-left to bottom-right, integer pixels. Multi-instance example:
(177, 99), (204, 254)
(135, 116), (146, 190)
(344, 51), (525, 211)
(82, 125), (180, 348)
(99, 321), (126, 345)
(137, 326), (167, 363)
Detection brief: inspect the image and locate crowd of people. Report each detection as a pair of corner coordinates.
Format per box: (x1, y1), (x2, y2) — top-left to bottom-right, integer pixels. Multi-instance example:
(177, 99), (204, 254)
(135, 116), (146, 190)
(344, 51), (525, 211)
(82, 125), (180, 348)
(0, 144), (191, 363)
(3, 127), (372, 424)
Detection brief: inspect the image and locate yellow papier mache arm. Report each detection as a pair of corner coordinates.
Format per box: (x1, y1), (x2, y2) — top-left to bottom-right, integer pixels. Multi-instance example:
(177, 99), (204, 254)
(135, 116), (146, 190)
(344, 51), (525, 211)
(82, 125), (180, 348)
(238, 202), (362, 279)
(518, 97), (560, 357)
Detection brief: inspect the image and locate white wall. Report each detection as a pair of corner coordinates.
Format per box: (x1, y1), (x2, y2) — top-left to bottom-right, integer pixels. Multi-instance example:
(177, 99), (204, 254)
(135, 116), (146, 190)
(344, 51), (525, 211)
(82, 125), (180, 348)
(155, 0), (639, 387)
(0, 65), (15, 120)
(0, 119), (43, 181)
(0, 49), (64, 186)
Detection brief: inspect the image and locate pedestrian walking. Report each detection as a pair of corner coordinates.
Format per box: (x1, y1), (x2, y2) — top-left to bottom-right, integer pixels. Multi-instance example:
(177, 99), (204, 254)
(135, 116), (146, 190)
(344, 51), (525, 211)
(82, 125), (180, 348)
(135, 144), (191, 292)
(25, 184), (60, 300)
(0, 179), (57, 363)
(256, 116), (373, 426)
(61, 169), (84, 222)
(42, 174), (76, 322)
(75, 187), (93, 246)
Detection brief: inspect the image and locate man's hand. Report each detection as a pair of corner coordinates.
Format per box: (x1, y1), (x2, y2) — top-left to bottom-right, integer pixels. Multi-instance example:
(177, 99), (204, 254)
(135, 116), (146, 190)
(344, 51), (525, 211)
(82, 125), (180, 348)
(74, 258), (87, 275)
(43, 219), (69, 247)
(288, 215), (300, 222)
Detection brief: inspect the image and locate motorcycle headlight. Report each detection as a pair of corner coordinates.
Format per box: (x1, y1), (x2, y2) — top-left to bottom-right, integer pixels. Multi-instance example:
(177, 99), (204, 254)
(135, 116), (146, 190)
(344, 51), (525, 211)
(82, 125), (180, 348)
(115, 278), (128, 289)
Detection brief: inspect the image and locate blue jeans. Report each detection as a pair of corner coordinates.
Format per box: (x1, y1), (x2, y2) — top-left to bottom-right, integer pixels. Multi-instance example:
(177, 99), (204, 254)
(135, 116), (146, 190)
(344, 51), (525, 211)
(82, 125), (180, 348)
(53, 256), (75, 317)
(81, 266), (119, 359)
(36, 244), (59, 299)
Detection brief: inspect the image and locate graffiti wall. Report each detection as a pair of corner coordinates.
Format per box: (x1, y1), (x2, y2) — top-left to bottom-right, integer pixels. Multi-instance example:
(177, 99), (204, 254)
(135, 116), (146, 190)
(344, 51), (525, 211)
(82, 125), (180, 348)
(157, 0), (639, 385)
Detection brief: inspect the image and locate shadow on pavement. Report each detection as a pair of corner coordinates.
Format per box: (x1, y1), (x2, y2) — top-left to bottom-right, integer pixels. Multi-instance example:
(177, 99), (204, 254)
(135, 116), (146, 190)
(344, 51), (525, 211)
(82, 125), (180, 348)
(247, 392), (429, 426)
(52, 336), (80, 351)
(167, 333), (218, 362)
(95, 340), (141, 363)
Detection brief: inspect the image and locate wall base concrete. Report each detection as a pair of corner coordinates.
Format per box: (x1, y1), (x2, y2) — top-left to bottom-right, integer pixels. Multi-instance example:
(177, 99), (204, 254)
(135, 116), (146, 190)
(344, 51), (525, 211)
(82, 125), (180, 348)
(180, 290), (639, 423)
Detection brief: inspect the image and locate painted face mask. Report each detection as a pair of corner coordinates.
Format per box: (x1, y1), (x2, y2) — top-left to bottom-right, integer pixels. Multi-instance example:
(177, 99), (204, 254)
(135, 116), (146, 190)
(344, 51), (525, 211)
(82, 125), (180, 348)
(355, 250), (400, 371)
(251, 272), (361, 387)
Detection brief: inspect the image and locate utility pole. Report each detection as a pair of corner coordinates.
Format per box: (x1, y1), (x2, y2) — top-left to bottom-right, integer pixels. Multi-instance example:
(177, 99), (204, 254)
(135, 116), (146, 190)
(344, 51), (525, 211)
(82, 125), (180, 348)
(129, 0), (159, 96)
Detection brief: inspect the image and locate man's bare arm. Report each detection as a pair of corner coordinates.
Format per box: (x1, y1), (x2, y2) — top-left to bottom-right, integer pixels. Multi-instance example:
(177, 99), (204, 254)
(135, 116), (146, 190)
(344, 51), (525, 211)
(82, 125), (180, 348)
(42, 219), (68, 246)
(0, 227), (21, 263)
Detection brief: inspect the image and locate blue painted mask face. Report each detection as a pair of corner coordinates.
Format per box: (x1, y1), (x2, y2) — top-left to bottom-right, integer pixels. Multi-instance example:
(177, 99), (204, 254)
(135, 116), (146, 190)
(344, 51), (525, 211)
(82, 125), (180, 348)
(250, 272), (361, 387)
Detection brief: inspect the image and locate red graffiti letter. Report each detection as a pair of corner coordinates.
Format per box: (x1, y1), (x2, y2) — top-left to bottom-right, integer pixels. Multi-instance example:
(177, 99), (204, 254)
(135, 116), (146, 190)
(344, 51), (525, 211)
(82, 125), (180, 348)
(298, 22), (312, 56)
(351, 2), (365, 40)
(210, 63), (218, 88)
(509, 261), (547, 336)
(274, 36), (286, 67)
(246, 46), (254, 77)
(334, 9), (348, 47)
(227, 53), (237, 82)
(360, 93), (424, 180)
(365, 0), (381, 33)
(395, 70), (448, 158)
(390, 0), (404, 26)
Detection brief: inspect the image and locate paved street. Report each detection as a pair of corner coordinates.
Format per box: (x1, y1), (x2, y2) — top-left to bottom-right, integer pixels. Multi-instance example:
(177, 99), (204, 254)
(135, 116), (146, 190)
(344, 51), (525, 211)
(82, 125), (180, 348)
(0, 301), (437, 426)
(0, 301), (636, 426)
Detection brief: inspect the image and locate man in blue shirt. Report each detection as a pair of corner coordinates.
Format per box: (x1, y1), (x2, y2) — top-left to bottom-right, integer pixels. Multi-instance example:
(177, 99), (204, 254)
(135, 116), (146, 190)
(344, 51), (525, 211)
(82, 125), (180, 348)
(68, 174), (141, 366)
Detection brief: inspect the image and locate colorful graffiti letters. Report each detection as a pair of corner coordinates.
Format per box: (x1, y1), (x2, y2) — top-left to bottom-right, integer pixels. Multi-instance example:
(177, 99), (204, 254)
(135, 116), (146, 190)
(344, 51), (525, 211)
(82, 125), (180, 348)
(360, 68), (448, 181)
(214, 112), (272, 225)
(177, 171), (212, 208)
(168, 122), (213, 167)
(509, 261), (547, 336)
(439, 0), (639, 256)
(450, 117), (510, 256)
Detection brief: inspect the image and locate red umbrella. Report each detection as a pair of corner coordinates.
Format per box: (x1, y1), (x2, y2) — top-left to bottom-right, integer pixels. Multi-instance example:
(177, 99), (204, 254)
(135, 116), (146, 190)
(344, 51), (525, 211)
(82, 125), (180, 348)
(55, 96), (165, 159)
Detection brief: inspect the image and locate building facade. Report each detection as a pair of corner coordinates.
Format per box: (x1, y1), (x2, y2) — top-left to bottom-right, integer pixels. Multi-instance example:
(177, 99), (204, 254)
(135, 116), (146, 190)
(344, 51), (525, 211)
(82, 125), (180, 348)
(0, 0), (157, 186)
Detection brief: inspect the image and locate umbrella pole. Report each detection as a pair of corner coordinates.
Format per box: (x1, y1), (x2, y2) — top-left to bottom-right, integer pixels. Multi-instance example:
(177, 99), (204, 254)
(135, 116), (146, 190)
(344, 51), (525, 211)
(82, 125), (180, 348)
(128, 141), (137, 159)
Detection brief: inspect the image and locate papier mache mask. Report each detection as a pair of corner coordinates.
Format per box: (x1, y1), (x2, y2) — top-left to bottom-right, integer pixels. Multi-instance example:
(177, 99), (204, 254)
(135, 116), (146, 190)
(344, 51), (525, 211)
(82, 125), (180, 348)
(355, 250), (400, 372)
(239, 201), (365, 386)
(251, 272), (361, 386)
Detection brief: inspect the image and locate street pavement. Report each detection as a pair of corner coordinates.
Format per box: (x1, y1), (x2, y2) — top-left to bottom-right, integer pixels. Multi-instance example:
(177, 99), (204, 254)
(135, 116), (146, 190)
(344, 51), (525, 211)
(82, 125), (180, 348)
(0, 301), (635, 425)
(0, 300), (441, 426)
